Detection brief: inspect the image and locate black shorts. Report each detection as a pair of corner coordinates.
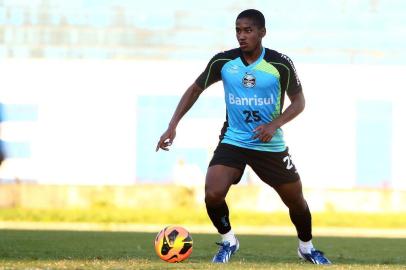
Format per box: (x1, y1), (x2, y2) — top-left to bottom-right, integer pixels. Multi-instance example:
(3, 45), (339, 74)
(209, 143), (300, 186)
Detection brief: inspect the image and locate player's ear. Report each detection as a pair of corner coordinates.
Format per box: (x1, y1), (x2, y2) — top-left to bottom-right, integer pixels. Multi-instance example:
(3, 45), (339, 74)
(260, 27), (266, 38)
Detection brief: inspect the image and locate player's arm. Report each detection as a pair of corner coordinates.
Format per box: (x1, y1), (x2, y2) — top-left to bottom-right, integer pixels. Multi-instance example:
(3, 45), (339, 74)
(156, 52), (225, 151)
(156, 82), (204, 151)
(274, 91), (305, 127)
(253, 91), (305, 142)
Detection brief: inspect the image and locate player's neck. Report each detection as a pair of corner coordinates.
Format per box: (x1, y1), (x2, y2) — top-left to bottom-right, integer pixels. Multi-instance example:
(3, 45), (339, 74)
(242, 46), (263, 65)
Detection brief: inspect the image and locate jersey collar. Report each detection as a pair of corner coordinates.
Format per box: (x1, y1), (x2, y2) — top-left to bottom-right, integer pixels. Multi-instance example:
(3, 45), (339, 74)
(240, 47), (265, 68)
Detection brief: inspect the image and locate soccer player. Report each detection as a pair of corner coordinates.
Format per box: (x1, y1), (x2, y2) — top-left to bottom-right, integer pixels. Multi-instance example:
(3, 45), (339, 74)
(156, 9), (331, 264)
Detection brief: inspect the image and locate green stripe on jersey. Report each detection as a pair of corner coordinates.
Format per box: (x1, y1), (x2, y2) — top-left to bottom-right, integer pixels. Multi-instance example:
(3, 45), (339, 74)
(254, 60), (282, 119)
(254, 60), (280, 78)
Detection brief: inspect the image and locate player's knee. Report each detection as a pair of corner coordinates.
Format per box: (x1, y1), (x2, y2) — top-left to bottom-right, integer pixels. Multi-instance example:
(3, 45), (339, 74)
(204, 190), (224, 206)
(286, 197), (308, 213)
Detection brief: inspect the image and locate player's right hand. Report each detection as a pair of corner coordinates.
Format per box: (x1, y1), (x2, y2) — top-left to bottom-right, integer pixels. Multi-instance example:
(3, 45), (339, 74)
(156, 128), (176, 152)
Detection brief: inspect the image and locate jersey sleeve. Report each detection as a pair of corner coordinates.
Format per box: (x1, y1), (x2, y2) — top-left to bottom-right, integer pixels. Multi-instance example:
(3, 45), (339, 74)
(195, 53), (227, 90)
(280, 54), (302, 96)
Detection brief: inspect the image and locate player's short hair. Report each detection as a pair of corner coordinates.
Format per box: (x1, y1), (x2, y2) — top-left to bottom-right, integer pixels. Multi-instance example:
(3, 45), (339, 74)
(236, 9), (265, 29)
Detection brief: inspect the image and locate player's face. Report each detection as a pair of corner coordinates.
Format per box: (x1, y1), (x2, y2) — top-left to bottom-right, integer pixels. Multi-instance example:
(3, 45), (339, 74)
(235, 18), (265, 53)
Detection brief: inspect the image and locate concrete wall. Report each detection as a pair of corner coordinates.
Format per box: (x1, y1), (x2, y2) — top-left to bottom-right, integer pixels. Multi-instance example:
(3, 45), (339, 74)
(1, 60), (405, 189)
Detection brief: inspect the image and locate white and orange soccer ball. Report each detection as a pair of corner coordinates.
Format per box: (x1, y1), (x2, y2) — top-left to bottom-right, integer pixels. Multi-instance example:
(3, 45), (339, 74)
(154, 225), (193, 263)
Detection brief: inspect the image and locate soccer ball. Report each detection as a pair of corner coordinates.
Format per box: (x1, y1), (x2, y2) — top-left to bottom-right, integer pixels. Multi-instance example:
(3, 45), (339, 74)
(154, 225), (193, 263)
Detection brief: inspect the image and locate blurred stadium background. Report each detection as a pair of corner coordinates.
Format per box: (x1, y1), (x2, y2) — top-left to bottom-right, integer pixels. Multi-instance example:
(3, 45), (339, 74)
(0, 0), (406, 226)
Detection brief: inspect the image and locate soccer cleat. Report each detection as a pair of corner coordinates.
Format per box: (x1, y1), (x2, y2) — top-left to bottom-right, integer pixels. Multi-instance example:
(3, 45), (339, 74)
(212, 238), (239, 263)
(298, 248), (332, 264)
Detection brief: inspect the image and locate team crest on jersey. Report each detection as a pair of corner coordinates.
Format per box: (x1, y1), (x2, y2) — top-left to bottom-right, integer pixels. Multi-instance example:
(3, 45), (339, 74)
(242, 72), (256, 88)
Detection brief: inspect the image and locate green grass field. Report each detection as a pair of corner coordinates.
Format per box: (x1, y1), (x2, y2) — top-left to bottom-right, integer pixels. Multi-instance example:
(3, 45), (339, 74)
(0, 229), (405, 270)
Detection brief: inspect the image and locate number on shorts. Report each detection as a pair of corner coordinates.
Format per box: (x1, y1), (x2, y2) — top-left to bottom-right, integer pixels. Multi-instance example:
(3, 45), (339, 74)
(283, 155), (294, 170)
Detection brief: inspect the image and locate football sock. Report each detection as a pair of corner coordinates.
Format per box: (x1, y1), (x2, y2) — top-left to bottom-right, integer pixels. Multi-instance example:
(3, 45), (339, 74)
(206, 201), (231, 234)
(299, 239), (314, 254)
(221, 229), (237, 246)
(289, 204), (312, 242)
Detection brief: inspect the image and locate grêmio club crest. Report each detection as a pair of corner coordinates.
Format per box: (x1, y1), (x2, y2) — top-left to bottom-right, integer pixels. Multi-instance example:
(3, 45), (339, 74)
(242, 72), (256, 88)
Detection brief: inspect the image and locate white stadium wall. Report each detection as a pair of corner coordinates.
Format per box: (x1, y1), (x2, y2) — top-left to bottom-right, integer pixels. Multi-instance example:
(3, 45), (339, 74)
(1, 59), (405, 189)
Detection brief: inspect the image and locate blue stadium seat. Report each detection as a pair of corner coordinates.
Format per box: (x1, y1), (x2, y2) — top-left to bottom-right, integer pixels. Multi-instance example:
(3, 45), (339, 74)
(0, 0), (405, 64)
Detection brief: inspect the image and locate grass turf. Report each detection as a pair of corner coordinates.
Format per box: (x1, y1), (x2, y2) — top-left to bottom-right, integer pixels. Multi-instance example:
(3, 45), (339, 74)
(0, 229), (405, 269)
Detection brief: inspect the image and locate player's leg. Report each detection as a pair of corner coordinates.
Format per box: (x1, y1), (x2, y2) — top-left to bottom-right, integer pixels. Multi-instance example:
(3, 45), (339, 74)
(205, 165), (242, 263)
(272, 180), (312, 246)
(248, 148), (331, 264)
(273, 180), (331, 264)
(205, 143), (246, 263)
(205, 164), (241, 235)
(248, 148), (312, 245)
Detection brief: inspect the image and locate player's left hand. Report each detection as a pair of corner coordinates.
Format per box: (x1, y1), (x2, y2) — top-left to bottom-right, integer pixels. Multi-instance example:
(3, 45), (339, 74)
(252, 123), (278, 142)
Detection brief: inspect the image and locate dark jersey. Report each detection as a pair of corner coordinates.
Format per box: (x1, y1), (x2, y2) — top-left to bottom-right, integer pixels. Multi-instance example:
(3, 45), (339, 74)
(195, 47), (302, 152)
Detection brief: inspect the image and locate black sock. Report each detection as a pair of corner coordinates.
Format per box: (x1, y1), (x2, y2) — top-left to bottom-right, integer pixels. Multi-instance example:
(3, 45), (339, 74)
(206, 201), (231, 234)
(289, 204), (312, 242)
